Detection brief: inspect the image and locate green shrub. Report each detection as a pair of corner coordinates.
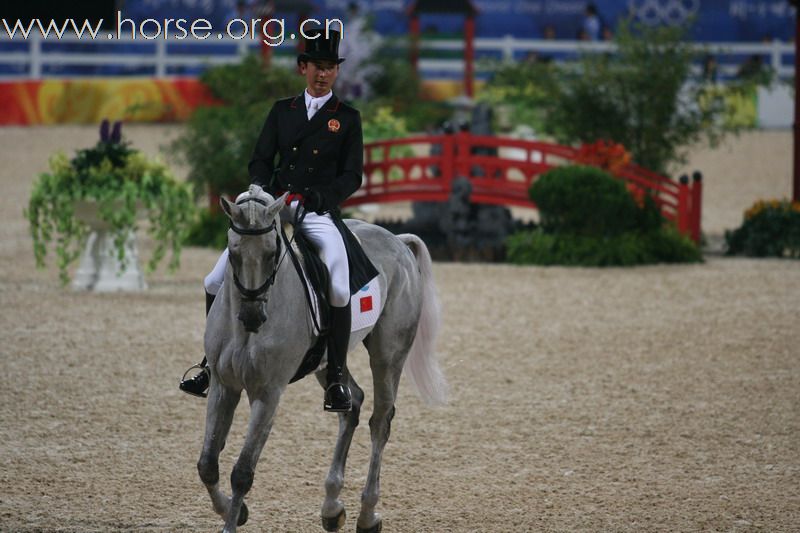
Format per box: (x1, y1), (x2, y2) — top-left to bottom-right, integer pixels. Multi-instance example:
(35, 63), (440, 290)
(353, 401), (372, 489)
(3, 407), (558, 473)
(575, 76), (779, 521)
(508, 165), (701, 266)
(26, 134), (194, 284)
(530, 165), (661, 236)
(183, 208), (229, 249)
(362, 105), (410, 143)
(506, 227), (700, 266)
(643, 225), (704, 263)
(725, 199), (800, 258)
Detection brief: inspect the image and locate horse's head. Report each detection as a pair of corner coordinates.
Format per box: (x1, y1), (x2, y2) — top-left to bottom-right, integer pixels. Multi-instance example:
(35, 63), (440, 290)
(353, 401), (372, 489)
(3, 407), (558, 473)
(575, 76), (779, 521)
(220, 185), (288, 333)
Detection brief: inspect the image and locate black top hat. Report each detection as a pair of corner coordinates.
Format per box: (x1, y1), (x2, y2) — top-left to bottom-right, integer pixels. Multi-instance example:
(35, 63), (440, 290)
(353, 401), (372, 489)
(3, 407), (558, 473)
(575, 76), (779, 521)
(297, 29), (345, 65)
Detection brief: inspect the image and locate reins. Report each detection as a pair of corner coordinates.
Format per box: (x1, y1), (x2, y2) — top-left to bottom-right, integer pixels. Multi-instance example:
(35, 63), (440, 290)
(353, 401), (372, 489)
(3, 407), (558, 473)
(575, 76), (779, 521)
(281, 206), (328, 336)
(228, 196), (326, 335)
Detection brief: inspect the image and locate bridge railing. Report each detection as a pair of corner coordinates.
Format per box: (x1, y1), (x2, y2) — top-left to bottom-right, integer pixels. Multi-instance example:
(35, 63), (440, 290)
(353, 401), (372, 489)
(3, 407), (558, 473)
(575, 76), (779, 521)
(349, 131), (702, 243)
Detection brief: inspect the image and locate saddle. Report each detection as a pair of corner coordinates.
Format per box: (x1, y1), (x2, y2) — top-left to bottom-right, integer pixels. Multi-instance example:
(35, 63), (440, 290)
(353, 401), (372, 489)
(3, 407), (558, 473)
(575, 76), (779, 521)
(280, 209), (380, 384)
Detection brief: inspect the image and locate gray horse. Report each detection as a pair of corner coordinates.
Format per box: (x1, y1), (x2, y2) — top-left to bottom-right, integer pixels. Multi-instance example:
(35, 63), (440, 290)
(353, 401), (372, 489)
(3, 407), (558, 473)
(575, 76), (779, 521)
(197, 185), (447, 533)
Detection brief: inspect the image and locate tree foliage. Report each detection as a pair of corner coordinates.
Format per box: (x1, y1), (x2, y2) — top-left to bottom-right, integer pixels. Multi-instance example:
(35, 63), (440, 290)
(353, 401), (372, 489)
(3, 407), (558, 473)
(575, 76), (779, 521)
(358, 38), (451, 133)
(168, 54), (304, 199)
(483, 21), (736, 175)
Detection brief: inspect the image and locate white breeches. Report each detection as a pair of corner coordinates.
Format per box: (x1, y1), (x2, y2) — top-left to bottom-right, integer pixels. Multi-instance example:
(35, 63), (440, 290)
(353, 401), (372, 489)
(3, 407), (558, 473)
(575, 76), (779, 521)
(203, 247), (229, 296)
(204, 201), (351, 308)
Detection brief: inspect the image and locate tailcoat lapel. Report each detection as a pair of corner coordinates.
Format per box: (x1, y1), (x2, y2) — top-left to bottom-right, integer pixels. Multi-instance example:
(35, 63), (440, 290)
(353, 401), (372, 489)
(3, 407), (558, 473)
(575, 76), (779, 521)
(288, 93), (307, 127)
(291, 93), (341, 147)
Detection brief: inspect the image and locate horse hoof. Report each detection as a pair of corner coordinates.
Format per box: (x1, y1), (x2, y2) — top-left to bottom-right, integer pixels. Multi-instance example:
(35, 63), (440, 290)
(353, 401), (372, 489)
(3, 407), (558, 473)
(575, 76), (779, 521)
(237, 502), (249, 526)
(356, 520), (382, 533)
(321, 508), (346, 531)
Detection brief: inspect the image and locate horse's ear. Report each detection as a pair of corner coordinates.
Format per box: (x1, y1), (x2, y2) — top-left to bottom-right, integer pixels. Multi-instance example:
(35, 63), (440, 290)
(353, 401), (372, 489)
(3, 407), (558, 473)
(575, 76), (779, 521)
(266, 193), (287, 221)
(220, 196), (236, 220)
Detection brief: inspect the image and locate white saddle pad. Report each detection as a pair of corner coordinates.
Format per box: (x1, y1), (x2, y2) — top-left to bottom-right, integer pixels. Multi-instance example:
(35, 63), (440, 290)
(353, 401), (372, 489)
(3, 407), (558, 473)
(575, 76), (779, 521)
(350, 277), (381, 332)
(303, 273), (380, 333)
(285, 222), (380, 333)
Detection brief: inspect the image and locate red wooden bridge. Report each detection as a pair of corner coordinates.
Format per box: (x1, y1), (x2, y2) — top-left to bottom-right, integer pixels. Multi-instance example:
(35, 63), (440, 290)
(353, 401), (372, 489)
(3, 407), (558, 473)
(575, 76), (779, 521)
(345, 131), (703, 243)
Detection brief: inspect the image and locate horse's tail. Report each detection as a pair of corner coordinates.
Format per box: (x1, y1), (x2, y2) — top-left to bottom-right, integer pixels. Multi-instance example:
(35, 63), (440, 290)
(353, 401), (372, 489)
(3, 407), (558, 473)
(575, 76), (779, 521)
(397, 234), (448, 406)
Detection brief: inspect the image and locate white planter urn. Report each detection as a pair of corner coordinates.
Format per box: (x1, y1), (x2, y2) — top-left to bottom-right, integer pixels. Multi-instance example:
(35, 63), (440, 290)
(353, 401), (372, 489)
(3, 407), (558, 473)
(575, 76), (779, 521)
(71, 200), (147, 292)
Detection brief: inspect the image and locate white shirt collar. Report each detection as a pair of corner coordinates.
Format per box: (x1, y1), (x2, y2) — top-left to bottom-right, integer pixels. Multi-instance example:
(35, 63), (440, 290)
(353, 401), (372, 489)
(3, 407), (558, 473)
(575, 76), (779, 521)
(304, 89), (333, 111)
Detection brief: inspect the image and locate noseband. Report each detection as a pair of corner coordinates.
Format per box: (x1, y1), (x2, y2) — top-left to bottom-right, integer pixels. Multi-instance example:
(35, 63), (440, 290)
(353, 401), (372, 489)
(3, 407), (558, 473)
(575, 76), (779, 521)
(228, 197), (282, 301)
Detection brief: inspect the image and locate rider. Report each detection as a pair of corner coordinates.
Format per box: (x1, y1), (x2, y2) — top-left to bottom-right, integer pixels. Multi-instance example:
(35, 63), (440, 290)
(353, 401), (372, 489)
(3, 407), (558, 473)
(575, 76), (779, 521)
(179, 28), (377, 412)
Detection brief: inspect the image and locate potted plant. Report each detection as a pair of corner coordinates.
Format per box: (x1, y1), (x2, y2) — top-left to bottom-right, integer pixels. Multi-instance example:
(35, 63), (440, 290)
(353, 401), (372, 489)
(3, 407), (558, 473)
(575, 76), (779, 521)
(25, 120), (194, 290)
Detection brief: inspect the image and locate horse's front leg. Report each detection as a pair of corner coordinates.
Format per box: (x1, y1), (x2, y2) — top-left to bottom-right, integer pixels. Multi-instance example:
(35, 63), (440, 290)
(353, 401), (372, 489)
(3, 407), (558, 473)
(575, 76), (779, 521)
(222, 386), (283, 533)
(197, 379), (241, 521)
(316, 370), (365, 532)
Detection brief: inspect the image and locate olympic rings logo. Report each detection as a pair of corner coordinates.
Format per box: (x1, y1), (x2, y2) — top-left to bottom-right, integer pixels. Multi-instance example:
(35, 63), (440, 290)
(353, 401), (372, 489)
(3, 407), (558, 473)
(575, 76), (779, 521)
(627, 0), (700, 26)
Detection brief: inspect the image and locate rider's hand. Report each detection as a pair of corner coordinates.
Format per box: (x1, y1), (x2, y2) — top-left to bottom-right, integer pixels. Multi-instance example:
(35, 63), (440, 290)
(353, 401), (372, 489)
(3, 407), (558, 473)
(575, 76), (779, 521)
(302, 189), (324, 213)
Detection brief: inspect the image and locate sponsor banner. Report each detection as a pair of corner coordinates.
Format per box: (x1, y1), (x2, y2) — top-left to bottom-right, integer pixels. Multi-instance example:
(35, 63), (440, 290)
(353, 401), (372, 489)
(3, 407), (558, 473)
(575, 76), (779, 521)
(0, 78), (218, 125)
(0, 78), (480, 125)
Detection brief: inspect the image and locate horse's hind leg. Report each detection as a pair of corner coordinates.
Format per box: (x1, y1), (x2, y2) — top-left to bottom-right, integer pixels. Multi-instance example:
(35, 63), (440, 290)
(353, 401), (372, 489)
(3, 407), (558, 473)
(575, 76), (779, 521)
(357, 332), (410, 533)
(316, 369), (365, 531)
(198, 382), (242, 521)
(222, 386), (283, 533)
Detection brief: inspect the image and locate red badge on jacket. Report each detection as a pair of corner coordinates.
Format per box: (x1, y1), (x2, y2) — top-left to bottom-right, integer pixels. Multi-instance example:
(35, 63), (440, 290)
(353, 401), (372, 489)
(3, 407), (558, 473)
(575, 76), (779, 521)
(328, 119), (340, 132)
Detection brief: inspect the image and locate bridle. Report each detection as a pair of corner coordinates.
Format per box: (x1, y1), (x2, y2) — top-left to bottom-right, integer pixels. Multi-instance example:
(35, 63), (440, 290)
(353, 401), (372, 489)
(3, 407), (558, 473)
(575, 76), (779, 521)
(228, 197), (283, 302)
(227, 194), (320, 335)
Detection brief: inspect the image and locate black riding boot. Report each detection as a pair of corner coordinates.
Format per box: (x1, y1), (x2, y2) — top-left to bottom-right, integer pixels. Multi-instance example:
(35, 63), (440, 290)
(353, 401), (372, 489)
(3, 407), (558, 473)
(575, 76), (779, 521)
(324, 303), (352, 412)
(179, 291), (215, 398)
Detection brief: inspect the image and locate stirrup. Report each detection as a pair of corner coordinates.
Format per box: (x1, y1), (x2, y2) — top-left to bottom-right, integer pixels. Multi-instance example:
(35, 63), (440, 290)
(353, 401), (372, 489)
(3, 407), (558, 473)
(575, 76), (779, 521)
(324, 383), (352, 412)
(179, 364), (209, 398)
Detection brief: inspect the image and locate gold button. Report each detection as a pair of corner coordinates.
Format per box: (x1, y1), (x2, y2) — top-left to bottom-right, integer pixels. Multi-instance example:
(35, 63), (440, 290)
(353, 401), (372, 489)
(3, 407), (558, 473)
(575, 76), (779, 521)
(312, 149), (319, 154)
(289, 164), (295, 170)
(292, 146), (297, 152)
(308, 167), (314, 173)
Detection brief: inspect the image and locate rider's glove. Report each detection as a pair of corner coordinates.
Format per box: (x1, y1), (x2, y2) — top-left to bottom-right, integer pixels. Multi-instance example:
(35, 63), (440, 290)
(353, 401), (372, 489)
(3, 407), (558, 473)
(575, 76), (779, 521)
(302, 188), (325, 213)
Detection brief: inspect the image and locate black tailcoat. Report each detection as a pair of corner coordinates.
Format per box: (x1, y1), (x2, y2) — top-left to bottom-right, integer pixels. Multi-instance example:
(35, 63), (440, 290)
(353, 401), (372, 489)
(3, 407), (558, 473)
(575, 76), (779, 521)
(248, 92), (377, 295)
(249, 92), (363, 212)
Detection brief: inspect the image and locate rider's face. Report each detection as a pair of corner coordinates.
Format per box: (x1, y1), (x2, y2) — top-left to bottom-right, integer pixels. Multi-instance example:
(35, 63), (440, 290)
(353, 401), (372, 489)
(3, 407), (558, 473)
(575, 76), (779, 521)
(301, 60), (338, 97)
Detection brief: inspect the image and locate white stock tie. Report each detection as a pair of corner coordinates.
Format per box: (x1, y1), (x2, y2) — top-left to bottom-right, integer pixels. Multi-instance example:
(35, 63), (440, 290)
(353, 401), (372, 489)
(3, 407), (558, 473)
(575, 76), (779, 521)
(307, 100), (320, 120)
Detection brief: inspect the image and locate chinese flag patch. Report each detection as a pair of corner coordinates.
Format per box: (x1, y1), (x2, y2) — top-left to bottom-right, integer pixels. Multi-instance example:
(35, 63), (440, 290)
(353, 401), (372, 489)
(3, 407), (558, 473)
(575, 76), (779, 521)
(360, 295), (373, 313)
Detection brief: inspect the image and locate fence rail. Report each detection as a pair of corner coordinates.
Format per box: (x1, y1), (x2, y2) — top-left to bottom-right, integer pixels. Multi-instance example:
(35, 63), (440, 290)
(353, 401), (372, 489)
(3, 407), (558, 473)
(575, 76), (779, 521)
(0, 33), (794, 80)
